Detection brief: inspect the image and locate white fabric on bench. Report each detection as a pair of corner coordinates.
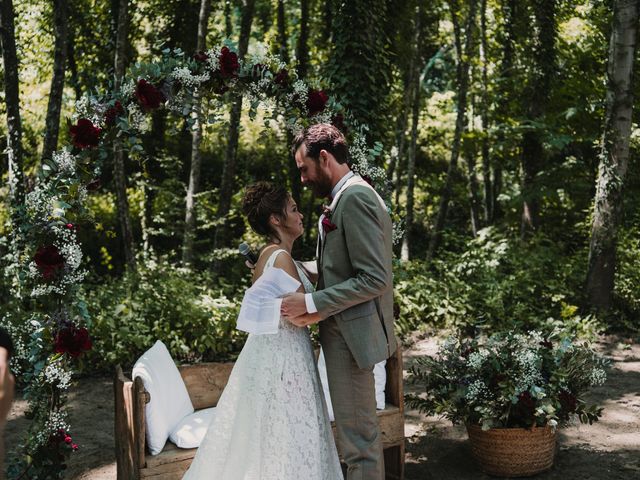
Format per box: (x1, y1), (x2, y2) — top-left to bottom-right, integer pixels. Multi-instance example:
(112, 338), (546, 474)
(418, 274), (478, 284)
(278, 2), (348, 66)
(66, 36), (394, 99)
(170, 407), (217, 449)
(133, 340), (194, 455)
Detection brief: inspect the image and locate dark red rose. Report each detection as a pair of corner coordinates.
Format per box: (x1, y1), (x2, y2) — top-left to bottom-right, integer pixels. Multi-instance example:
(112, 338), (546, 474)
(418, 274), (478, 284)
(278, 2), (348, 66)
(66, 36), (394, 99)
(86, 178), (102, 191)
(321, 215), (337, 234)
(306, 89), (329, 116)
(559, 390), (577, 413)
(104, 101), (125, 127)
(218, 47), (239, 79)
(362, 175), (373, 187)
(539, 339), (553, 349)
(69, 118), (101, 149)
(135, 79), (166, 112)
(274, 68), (289, 86)
(34, 245), (65, 281)
(331, 113), (347, 133)
(65, 223), (74, 230)
(72, 443), (79, 451)
(54, 325), (92, 358)
(193, 51), (208, 63)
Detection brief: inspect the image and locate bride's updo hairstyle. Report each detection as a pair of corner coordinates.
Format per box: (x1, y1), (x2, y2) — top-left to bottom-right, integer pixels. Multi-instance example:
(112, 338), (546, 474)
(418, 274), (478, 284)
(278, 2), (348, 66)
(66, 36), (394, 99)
(242, 181), (289, 242)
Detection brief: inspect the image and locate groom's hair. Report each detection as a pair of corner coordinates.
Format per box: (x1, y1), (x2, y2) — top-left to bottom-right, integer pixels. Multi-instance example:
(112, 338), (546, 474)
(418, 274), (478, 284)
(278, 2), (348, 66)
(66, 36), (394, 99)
(292, 124), (349, 165)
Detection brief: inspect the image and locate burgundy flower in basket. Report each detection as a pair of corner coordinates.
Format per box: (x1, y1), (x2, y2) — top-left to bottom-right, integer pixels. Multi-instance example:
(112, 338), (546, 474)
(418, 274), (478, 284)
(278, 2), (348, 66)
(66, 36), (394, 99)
(34, 245), (65, 281)
(69, 118), (101, 149)
(135, 79), (166, 112)
(54, 325), (92, 358)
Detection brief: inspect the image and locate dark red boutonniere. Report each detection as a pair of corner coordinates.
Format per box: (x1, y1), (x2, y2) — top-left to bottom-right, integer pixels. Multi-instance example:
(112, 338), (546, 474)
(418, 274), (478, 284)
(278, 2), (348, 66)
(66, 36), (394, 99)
(321, 207), (337, 234)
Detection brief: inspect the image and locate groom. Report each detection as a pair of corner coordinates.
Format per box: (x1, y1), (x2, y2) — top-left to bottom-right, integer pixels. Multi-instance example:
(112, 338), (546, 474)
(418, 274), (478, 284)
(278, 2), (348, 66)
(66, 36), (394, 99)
(281, 123), (397, 480)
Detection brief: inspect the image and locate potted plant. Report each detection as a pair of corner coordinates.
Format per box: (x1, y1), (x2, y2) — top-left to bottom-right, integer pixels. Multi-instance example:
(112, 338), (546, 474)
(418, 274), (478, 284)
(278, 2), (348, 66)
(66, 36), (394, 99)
(406, 330), (608, 477)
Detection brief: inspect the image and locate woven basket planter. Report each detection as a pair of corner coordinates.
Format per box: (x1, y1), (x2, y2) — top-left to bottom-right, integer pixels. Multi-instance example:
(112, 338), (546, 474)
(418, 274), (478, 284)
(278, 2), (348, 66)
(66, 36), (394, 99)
(466, 424), (557, 477)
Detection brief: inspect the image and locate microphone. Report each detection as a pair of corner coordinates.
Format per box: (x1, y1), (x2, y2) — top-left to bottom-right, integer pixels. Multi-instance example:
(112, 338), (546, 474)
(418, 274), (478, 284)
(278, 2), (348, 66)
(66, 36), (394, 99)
(239, 242), (258, 266)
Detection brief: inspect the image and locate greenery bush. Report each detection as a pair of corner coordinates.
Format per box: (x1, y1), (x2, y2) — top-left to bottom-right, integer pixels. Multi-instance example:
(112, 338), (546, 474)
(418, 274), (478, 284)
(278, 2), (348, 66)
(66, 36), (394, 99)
(82, 256), (247, 372)
(394, 227), (605, 339)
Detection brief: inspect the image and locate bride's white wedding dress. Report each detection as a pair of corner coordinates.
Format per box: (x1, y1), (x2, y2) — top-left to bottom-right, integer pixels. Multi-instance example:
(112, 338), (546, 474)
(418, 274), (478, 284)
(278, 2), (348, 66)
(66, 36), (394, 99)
(183, 249), (342, 480)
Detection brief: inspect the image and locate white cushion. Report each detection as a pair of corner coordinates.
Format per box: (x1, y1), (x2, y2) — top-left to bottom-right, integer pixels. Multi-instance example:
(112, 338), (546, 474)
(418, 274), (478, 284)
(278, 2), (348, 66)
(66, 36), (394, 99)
(318, 348), (386, 422)
(132, 340), (194, 455)
(373, 359), (387, 410)
(169, 407), (216, 449)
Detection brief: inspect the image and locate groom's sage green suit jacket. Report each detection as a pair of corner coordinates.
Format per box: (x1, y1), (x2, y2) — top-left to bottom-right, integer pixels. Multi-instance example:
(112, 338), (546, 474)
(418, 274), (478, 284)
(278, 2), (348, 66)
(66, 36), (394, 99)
(312, 183), (397, 369)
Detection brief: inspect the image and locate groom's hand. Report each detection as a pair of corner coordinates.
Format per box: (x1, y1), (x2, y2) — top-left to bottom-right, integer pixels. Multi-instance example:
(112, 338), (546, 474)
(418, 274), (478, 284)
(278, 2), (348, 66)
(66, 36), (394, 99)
(289, 313), (321, 327)
(281, 292), (308, 319)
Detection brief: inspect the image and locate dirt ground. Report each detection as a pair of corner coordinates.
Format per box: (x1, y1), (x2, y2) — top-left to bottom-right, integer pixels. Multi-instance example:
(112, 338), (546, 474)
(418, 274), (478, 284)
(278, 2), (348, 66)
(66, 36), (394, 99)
(4, 334), (639, 479)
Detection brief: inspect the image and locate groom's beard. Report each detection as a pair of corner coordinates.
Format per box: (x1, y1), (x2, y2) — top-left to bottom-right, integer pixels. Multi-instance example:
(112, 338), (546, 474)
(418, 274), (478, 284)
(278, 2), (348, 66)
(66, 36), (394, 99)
(308, 168), (333, 198)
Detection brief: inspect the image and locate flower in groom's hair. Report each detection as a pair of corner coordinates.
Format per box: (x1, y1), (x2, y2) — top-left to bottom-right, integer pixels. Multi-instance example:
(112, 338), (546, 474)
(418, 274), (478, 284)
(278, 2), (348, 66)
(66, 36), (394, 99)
(306, 89), (328, 116)
(69, 119), (101, 149)
(135, 79), (166, 112)
(274, 68), (289, 87)
(321, 215), (337, 234)
(219, 46), (240, 79)
(104, 101), (125, 127)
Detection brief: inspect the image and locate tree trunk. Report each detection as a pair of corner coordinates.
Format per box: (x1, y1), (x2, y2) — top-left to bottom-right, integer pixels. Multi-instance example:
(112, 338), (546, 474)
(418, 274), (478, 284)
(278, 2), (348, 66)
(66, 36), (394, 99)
(224, 0), (233, 37)
(465, 150), (482, 237)
(492, 0), (517, 221)
(182, 0), (212, 266)
(586, 0), (639, 310)
(479, 0), (493, 224)
(400, 2), (423, 261)
(520, 0), (556, 237)
(296, 0), (309, 79)
(42, 0), (69, 162)
(389, 52), (414, 200)
(67, 28), (82, 100)
(214, 0), (255, 255)
(113, 0), (136, 270)
(0, 0), (24, 209)
(400, 64), (421, 261)
(276, 0), (289, 64)
(466, 90), (482, 237)
(427, 0), (478, 260)
(277, 0), (301, 205)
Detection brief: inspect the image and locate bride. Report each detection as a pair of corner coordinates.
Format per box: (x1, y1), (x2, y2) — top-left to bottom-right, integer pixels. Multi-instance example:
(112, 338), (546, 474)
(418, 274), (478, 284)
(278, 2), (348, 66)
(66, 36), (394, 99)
(183, 181), (342, 480)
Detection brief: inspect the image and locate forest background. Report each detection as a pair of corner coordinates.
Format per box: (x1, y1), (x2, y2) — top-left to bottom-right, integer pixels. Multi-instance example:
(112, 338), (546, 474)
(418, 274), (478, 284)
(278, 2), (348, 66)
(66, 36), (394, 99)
(1, 0), (638, 375)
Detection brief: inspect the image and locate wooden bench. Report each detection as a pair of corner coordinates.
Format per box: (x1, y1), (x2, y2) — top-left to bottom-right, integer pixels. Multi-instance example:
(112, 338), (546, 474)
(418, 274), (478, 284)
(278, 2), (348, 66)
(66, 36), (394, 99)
(115, 347), (405, 479)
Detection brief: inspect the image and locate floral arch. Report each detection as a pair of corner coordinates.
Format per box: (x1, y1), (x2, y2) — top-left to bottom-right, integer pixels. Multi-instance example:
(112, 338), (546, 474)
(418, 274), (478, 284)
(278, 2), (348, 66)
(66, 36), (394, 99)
(4, 43), (389, 476)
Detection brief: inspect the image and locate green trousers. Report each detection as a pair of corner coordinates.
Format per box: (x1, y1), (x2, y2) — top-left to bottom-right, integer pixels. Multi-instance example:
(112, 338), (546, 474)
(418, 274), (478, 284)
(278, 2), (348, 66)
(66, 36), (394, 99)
(320, 317), (385, 480)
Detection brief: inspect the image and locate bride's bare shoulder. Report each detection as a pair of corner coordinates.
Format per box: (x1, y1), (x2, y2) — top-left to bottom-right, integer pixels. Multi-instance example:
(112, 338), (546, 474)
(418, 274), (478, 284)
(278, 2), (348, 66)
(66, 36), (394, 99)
(251, 245), (285, 283)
